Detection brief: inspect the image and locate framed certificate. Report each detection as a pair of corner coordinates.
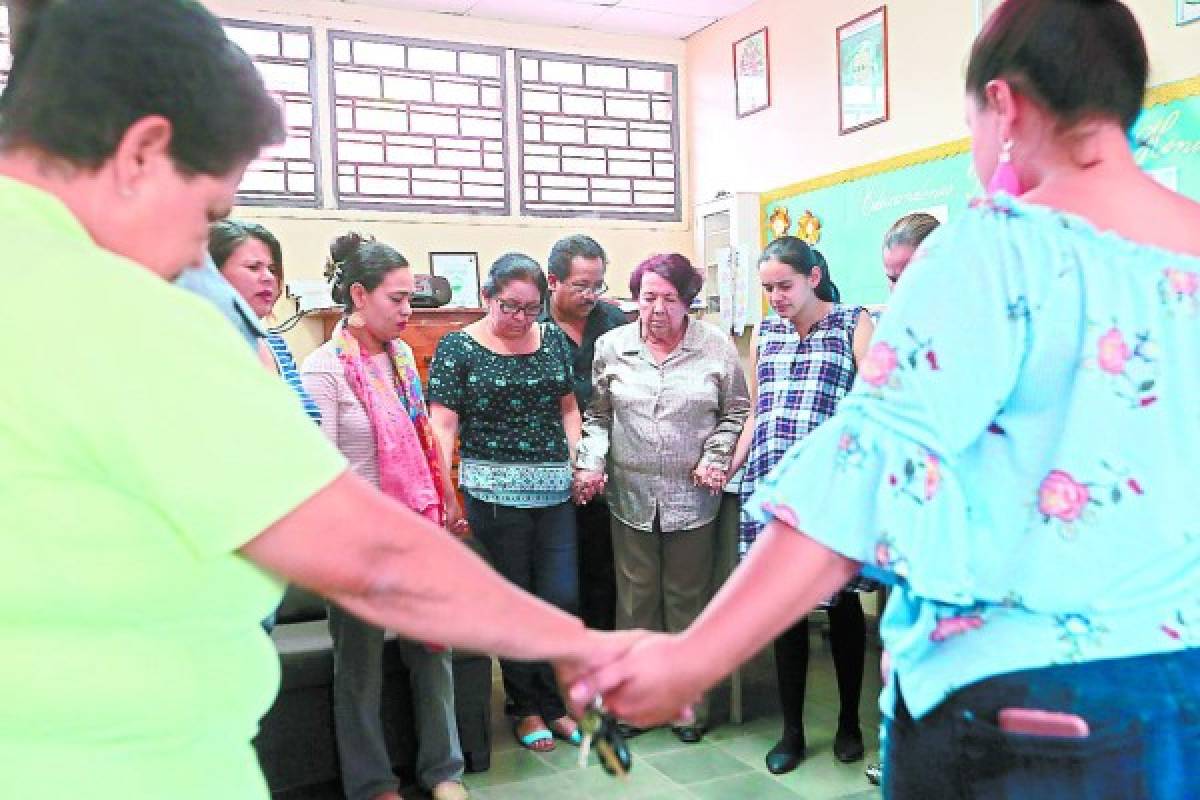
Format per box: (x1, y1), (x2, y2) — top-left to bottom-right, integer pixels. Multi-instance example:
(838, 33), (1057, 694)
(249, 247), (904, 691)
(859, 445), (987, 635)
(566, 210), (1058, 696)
(733, 27), (770, 118)
(429, 252), (481, 308)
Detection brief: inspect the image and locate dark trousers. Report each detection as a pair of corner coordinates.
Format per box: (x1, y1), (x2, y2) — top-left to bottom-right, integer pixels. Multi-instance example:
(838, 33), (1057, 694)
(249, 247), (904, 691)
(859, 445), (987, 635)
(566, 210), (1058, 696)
(774, 592), (866, 738)
(884, 648), (1200, 800)
(466, 496), (578, 721)
(576, 499), (616, 631)
(327, 606), (464, 800)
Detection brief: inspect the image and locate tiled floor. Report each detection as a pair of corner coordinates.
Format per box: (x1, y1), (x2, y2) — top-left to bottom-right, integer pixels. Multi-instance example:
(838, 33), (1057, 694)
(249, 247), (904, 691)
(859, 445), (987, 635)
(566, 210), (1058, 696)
(289, 624), (884, 799)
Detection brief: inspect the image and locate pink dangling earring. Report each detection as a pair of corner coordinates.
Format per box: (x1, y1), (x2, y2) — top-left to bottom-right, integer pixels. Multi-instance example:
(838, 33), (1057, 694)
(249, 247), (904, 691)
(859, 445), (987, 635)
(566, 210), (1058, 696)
(987, 139), (1022, 196)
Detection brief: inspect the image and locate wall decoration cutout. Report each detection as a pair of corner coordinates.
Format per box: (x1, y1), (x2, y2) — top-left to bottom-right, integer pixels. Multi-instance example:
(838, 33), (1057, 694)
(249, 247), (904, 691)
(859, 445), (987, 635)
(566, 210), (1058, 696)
(733, 27), (771, 118)
(796, 210), (822, 245)
(767, 207), (791, 238)
(837, 6), (889, 134)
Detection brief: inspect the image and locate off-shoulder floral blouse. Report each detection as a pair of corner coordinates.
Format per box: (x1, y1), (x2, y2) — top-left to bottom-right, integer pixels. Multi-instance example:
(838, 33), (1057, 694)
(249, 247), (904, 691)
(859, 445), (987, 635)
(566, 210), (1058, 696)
(747, 193), (1200, 719)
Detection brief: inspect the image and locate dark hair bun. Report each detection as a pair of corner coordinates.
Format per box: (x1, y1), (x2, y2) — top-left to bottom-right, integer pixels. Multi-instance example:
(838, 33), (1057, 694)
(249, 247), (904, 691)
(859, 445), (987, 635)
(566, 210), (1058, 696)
(330, 231), (367, 266)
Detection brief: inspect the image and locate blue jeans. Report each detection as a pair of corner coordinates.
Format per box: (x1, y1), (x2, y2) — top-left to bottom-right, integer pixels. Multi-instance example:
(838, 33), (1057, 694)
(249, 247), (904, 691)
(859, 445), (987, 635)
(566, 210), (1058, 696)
(466, 496), (578, 721)
(884, 648), (1200, 799)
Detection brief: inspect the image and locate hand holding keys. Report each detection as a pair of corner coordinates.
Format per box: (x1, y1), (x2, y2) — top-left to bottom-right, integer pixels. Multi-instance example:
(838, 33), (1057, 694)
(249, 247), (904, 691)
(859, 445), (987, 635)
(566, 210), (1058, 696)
(578, 697), (632, 778)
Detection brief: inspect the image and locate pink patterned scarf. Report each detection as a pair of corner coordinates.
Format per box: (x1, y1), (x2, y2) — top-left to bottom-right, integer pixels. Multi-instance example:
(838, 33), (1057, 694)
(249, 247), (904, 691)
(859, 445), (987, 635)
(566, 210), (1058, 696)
(332, 322), (446, 526)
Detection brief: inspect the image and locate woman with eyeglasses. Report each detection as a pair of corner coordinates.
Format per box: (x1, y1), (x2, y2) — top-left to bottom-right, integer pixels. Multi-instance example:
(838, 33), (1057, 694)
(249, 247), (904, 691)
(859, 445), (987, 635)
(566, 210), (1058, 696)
(428, 253), (583, 753)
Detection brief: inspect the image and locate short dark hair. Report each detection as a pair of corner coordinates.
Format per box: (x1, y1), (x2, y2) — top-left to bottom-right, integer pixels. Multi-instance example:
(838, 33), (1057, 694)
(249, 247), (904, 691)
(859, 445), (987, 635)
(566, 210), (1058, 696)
(629, 253), (703, 305)
(759, 237), (839, 303)
(482, 253), (549, 302)
(547, 235), (607, 281)
(883, 213), (941, 252)
(209, 220), (284, 283)
(324, 232), (409, 313)
(966, 0), (1147, 132)
(0, 0), (284, 176)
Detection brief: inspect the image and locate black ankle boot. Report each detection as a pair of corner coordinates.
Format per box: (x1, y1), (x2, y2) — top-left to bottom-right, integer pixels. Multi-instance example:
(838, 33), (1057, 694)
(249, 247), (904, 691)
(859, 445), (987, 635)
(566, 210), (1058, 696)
(833, 723), (864, 763)
(765, 730), (806, 775)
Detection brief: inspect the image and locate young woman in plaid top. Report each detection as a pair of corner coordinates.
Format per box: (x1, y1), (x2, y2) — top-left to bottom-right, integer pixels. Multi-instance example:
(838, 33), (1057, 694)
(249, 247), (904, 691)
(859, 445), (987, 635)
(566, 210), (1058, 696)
(728, 236), (876, 774)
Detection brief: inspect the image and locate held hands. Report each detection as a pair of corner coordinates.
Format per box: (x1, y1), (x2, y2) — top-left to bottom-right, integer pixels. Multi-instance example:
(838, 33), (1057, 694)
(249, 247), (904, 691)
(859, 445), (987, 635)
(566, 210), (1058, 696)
(573, 468), (608, 505)
(559, 631), (706, 730)
(692, 463), (728, 496)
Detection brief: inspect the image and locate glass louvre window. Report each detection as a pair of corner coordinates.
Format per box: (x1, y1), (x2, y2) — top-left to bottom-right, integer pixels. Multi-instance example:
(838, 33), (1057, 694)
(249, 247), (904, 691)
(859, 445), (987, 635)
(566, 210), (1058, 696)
(224, 20), (321, 207)
(330, 32), (508, 214)
(516, 51), (680, 221)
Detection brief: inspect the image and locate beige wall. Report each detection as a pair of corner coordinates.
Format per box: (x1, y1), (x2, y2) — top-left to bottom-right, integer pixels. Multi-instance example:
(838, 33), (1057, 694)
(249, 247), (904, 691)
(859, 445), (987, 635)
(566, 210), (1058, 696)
(685, 0), (1200, 205)
(206, 0), (691, 358)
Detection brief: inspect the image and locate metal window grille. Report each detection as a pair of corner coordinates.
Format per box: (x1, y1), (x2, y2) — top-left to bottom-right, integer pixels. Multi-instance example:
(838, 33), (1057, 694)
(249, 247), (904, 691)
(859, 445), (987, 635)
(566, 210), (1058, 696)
(329, 31), (509, 214)
(224, 19), (321, 208)
(516, 50), (680, 222)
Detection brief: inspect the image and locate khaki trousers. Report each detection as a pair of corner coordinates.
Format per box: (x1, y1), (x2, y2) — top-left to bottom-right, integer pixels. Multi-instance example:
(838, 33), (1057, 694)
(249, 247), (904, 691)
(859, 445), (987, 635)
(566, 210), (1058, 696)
(611, 515), (716, 724)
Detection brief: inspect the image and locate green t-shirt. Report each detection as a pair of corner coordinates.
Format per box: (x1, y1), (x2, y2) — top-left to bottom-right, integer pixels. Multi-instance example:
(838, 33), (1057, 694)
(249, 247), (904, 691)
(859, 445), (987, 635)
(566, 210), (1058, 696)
(0, 177), (347, 799)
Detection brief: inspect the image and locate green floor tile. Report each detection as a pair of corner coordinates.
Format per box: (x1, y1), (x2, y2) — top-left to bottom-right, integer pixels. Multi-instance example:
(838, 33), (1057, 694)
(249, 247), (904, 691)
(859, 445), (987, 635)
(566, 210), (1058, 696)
(770, 750), (878, 798)
(568, 762), (679, 798)
(472, 773), (576, 800)
(462, 747), (558, 788)
(688, 772), (803, 799)
(622, 726), (695, 757)
(644, 744), (753, 785)
(709, 730), (779, 768)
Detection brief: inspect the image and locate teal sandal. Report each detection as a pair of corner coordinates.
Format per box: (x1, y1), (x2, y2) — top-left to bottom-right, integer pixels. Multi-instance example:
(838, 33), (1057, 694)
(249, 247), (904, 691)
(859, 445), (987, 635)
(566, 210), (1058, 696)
(515, 718), (555, 751)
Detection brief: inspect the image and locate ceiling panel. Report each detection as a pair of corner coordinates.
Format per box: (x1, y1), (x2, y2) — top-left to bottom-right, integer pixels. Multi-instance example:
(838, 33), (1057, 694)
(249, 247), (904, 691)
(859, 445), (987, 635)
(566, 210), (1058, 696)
(467, 0), (606, 28)
(589, 5), (716, 38)
(337, 0), (748, 38)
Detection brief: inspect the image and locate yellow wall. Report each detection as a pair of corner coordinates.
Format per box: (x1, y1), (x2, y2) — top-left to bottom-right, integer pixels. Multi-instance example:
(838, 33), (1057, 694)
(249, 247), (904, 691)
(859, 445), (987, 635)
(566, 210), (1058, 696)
(685, 0), (1200, 206)
(206, 0), (691, 358)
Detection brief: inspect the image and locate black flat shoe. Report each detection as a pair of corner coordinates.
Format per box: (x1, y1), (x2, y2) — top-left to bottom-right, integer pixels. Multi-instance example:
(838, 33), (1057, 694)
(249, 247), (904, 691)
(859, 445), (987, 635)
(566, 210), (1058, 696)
(672, 724), (704, 744)
(765, 734), (806, 775)
(834, 726), (865, 763)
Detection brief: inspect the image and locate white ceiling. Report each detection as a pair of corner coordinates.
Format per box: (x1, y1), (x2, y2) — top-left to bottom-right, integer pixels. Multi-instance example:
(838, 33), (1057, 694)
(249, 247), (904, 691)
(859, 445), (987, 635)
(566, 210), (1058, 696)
(341, 0), (760, 39)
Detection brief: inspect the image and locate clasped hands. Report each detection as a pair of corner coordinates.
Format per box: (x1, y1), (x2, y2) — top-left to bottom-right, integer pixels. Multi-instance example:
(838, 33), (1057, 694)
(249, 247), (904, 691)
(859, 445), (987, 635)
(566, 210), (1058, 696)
(556, 628), (707, 731)
(572, 462), (729, 505)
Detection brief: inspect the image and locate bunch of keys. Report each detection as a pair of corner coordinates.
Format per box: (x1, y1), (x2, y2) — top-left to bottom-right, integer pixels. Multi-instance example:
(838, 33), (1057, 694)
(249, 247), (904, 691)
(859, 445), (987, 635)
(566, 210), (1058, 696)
(577, 696), (632, 778)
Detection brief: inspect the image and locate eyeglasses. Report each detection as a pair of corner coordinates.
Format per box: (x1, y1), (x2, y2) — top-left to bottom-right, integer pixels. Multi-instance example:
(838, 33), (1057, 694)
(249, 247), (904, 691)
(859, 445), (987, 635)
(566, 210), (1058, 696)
(566, 281), (607, 297)
(495, 298), (543, 318)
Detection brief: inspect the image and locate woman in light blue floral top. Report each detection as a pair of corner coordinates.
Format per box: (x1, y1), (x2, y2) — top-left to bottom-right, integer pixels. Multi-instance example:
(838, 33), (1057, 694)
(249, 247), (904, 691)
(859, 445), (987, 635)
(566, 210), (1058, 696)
(571, 1), (1200, 797)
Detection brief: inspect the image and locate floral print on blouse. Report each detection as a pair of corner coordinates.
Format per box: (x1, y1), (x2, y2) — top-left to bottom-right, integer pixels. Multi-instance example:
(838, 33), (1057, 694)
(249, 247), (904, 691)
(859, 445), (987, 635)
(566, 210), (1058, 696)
(746, 193), (1200, 720)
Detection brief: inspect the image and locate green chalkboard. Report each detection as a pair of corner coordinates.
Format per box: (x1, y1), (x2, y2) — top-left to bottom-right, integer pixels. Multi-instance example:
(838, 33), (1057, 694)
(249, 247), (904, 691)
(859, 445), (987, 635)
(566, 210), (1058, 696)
(760, 78), (1200, 307)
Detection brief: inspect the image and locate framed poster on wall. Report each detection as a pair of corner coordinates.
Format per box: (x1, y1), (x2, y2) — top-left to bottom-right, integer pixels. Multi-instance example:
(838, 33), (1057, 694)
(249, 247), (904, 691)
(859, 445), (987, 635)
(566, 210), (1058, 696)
(837, 6), (889, 135)
(429, 252), (481, 308)
(733, 27), (770, 118)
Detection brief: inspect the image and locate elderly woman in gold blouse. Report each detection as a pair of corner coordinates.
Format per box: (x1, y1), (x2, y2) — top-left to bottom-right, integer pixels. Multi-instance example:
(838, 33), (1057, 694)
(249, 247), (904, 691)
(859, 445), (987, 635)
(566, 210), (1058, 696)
(574, 253), (750, 743)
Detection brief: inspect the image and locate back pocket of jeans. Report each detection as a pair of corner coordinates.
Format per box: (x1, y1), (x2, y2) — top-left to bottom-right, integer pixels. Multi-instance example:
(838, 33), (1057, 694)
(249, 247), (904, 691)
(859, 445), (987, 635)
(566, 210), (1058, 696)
(955, 710), (1146, 800)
